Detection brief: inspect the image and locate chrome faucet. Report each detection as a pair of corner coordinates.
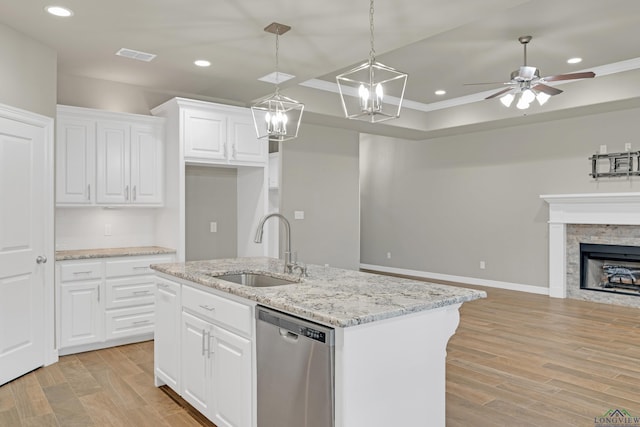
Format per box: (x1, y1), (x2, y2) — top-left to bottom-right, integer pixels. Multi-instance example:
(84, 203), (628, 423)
(254, 213), (295, 273)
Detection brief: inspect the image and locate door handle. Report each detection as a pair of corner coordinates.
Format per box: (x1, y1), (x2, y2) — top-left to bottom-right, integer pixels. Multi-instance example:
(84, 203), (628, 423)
(36, 255), (47, 264)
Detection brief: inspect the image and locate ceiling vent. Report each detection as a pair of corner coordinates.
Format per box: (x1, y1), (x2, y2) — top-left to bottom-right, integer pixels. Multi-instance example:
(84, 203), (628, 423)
(115, 48), (156, 62)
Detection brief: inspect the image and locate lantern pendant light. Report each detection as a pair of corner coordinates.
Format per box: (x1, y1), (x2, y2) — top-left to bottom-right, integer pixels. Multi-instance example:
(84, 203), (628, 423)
(336, 0), (408, 123)
(251, 22), (304, 142)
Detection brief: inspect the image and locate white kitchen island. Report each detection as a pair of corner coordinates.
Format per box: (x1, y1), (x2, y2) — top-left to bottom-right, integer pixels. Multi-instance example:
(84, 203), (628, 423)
(152, 257), (485, 427)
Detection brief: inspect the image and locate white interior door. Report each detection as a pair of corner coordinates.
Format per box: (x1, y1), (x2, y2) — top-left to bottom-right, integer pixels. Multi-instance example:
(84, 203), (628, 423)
(0, 109), (48, 385)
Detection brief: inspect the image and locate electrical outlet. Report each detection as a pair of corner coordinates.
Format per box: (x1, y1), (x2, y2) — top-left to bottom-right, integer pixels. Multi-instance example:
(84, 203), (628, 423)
(480, 261), (486, 269)
(210, 222), (217, 233)
(625, 143), (632, 151)
(599, 144), (607, 154)
(294, 211), (305, 220)
(387, 252), (392, 259)
(104, 224), (112, 236)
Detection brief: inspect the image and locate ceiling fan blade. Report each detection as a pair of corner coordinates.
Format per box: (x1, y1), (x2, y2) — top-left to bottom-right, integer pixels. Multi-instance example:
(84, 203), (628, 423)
(543, 71), (596, 82)
(519, 66), (538, 80)
(532, 83), (563, 96)
(485, 88), (514, 100)
(464, 82), (511, 86)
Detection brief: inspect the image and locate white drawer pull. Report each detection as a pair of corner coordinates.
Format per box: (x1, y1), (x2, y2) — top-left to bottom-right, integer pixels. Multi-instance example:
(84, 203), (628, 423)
(133, 266), (150, 270)
(199, 304), (215, 311)
(158, 283), (168, 289)
(133, 290), (151, 295)
(133, 320), (150, 325)
(73, 271), (93, 275)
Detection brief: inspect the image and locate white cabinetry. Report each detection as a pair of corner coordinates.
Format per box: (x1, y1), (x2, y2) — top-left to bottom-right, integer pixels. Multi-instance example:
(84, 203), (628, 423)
(58, 261), (103, 348)
(182, 103), (265, 166)
(56, 105), (164, 207)
(154, 276), (253, 427)
(151, 97), (270, 262)
(154, 277), (181, 391)
(56, 115), (96, 204)
(56, 254), (173, 355)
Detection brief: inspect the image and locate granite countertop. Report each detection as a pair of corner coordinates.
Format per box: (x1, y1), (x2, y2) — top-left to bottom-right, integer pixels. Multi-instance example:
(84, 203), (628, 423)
(55, 246), (176, 261)
(151, 257), (486, 328)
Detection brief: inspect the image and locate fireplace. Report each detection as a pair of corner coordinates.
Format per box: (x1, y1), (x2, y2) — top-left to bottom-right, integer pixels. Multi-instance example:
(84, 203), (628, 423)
(580, 243), (640, 296)
(541, 192), (640, 308)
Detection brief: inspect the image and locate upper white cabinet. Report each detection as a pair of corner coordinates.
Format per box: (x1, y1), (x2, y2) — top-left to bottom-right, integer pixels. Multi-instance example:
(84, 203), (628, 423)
(159, 98), (266, 166)
(56, 105), (164, 207)
(56, 115), (96, 204)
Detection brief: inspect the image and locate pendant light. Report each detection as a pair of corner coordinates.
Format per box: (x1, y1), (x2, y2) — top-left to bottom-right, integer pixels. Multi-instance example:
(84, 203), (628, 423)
(251, 23), (304, 142)
(336, 0), (408, 123)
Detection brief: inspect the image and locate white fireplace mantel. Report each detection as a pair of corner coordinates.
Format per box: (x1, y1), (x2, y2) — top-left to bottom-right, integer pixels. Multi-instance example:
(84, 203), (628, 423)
(540, 192), (640, 298)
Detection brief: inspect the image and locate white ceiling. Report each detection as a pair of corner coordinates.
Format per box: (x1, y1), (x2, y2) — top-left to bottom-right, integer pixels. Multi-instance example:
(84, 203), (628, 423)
(3, 0), (640, 139)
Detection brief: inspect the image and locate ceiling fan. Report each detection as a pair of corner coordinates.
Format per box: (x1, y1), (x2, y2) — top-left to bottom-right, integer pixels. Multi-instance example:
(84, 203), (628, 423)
(470, 35), (596, 109)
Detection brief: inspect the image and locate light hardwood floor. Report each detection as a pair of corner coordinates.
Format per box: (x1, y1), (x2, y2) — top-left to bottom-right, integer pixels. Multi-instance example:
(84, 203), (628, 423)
(1, 285), (639, 426)
(447, 285), (640, 426)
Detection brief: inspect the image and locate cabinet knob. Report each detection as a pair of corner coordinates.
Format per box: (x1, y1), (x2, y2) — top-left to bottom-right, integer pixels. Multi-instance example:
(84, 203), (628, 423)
(36, 255), (48, 264)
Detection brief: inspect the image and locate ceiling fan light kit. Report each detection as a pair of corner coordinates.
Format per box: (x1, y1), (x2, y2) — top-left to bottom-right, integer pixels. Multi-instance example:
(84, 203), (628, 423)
(336, 0), (408, 123)
(480, 35), (595, 110)
(251, 22), (304, 142)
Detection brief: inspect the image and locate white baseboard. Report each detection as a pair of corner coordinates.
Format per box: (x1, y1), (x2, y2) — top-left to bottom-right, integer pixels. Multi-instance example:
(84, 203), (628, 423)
(359, 264), (549, 296)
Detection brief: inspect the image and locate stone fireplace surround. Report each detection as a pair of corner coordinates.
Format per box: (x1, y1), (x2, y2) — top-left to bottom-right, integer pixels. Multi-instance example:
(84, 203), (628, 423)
(541, 192), (640, 308)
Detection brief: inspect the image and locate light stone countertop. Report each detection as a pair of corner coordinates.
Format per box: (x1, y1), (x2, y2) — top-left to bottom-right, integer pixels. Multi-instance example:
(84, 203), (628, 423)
(151, 257), (487, 328)
(55, 246), (176, 261)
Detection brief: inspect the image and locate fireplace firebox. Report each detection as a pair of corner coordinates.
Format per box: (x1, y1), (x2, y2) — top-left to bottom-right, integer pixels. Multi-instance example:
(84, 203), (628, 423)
(580, 243), (640, 296)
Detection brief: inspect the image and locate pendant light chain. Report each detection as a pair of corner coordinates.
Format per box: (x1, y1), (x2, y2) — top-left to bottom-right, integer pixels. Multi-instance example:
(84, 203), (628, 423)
(274, 26), (280, 94)
(369, 0), (376, 62)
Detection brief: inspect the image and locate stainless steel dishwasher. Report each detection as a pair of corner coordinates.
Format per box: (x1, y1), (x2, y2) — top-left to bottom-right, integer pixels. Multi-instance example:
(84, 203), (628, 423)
(256, 306), (335, 427)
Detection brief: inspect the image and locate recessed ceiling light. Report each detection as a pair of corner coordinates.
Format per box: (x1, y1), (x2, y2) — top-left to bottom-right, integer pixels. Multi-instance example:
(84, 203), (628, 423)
(567, 57), (582, 64)
(194, 60), (211, 67)
(434, 90), (446, 96)
(45, 6), (73, 17)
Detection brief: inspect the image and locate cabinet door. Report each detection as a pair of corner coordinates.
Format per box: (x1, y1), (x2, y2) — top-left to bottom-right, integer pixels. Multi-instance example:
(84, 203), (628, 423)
(211, 325), (252, 427)
(184, 109), (228, 161)
(59, 281), (103, 348)
(96, 121), (131, 204)
(131, 123), (163, 204)
(56, 116), (96, 204)
(181, 311), (212, 415)
(229, 114), (265, 165)
(155, 278), (181, 391)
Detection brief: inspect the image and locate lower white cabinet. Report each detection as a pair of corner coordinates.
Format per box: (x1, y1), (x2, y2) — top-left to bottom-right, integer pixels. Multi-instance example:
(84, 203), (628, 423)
(154, 277), (181, 390)
(155, 276), (254, 427)
(56, 253), (173, 355)
(59, 280), (103, 348)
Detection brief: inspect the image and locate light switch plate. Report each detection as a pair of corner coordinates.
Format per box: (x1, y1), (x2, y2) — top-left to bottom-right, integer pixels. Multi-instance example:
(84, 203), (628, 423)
(294, 211), (304, 220)
(210, 222), (217, 233)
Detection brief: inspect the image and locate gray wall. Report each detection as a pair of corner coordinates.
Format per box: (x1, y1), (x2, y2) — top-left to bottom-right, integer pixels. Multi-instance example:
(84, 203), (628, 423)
(0, 23), (56, 117)
(185, 166), (238, 261)
(281, 123), (360, 270)
(360, 106), (640, 288)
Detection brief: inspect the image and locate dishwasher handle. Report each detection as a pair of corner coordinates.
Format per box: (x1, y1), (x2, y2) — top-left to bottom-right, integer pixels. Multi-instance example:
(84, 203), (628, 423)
(279, 328), (299, 343)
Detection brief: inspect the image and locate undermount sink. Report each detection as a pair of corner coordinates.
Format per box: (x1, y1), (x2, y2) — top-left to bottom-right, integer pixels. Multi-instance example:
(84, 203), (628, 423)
(214, 273), (298, 287)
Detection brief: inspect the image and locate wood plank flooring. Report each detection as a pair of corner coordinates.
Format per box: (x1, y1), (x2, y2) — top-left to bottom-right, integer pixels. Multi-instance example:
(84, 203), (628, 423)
(1, 284), (639, 426)
(446, 285), (640, 426)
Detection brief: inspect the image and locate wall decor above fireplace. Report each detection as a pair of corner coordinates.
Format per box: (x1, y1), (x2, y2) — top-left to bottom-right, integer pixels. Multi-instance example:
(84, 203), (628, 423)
(589, 151), (640, 179)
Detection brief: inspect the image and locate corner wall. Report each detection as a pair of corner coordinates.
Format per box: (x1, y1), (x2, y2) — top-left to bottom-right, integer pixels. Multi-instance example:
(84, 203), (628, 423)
(0, 23), (56, 117)
(360, 106), (640, 289)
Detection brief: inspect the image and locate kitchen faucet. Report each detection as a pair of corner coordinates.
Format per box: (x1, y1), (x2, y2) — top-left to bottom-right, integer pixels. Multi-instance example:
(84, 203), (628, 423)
(254, 213), (303, 274)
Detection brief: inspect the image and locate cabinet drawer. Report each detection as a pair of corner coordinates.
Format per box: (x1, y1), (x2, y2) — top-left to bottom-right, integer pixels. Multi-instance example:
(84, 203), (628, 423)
(105, 256), (172, 277)
(182, 285), (252, 336)
(59, 262), (102, 282)
(106, 276), (155, 309)
(105, 305), (155, 340)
